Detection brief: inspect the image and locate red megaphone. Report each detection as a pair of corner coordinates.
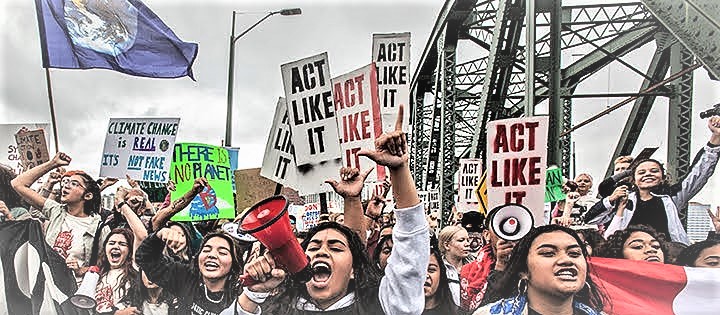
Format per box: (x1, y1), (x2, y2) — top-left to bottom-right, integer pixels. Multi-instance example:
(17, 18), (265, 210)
(235, 195), (311, 286)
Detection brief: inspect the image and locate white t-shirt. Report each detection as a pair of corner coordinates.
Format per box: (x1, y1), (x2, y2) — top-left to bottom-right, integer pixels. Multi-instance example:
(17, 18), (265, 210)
(95, 269), (130, 313)
(52, 214), (94, 283)
(143, 300), (170, 315)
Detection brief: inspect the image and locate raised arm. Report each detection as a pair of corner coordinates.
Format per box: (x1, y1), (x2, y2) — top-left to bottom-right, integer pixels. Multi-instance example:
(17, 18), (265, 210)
(11, 152), (70, 209)
(152, 177), (207, 231)
(673, 117), (720, 208)
(359, 105), (428, 315)
(326, 167), (373, 243)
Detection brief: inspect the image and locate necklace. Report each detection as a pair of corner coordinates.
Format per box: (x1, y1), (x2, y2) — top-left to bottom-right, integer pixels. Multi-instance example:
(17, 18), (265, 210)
(203, 284), (224, 304)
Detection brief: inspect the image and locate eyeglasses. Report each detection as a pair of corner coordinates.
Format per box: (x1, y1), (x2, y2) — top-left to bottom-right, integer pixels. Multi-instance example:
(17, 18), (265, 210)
(65, 179), (86, 190)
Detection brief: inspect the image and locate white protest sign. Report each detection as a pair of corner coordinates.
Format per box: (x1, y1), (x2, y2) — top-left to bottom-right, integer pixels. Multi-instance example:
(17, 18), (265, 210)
(0, 123), (51, 174)
(372, 32), (411, 132)
(428, 189), (440, 212)
(331, 64), (385, 182)
(260, 97), (298, 187)
(457, 158), (482, 212)
(281, 53), (343, 195)
(100, 118), (180, 183)
(486, 116), (548, 226)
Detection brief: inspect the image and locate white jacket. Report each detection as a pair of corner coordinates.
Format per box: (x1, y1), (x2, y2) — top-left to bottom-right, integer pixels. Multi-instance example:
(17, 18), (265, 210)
(598, 144), (720, 245)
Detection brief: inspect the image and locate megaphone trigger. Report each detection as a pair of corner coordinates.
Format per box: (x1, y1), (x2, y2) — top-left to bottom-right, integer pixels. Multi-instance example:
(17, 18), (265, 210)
(488, 204), (534, 241)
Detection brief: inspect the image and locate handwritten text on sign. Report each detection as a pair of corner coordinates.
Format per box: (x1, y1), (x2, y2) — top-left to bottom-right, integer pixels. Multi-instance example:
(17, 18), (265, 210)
(486, 117), (548, 225)
(260, 98), (298, 187)
(170, 143), (235, 221)
(372, 32), (410, 132)
(14, 129), (50, 171)
(1, 123), (51, 175)
(281, 53), (342, 166)
(100, 118), (179, 183)
(332, 64), (385, 182)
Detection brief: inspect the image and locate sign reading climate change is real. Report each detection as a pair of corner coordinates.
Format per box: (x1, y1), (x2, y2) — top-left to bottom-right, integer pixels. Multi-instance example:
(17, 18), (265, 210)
(100, 118), (180, 183)
(372, 32), (410, 132)
(170, 143), (235, 221)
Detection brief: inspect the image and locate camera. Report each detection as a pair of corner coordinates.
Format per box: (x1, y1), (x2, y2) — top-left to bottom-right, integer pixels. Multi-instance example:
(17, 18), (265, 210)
(700, 103), (720, 119)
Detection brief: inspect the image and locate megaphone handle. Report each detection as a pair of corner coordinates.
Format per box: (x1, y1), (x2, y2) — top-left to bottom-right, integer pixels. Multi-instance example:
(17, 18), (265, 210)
(238, 274), (259, 287)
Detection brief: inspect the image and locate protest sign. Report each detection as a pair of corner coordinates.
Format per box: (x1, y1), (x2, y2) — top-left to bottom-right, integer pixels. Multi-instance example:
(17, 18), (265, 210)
(428, 189), (440, 212)
(486, 117), (548, 226)
(418, 190), (429, 212)
(235, 168), (277, 212)
(544, 167), (566, 202)
(457, 159), (482, 212)
(169, 143), (235, 221)
(260, 97), (298, 187)
(331, 64), (385, 182)
(137, 181), (168, 203)
(281, 53), (343, 195)
(14, 129), (50, 171)
(372, 32), (411, 132)
(100, 118), (179, 183)
(1, 123), (51, 174)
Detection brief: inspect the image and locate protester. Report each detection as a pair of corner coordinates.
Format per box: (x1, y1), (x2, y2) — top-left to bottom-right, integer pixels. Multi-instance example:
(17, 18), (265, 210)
(461, 211), (486, 257)
(95, 228), (138, 314)
(675, 239), (720, 268)
(329, 213), (345, 225)
(0, 164), (32, 221)
(373, 234), (393, 271)
(598, 224), (666, 263)
(151, 177), (209, 232)
(136, 230), (241, 314)
(10, 152), (110, 282)
(589, 117), (720, 244)
(121, 269), (179, 314)
(476, 225), (607, 315)
(596, 155), (634, 198)
(438, 225), (470, 306)
(424, 236), (458, 315)
(226, 105), (430, 315)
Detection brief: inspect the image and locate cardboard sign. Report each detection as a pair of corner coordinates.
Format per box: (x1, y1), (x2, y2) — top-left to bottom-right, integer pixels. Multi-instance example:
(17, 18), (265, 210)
(486, 117), (548, 226)
(372, 32), (411, 132)
(260, 98), (298, 187)
(100, 118), (180, 183)
(14, 129), (50, 171)
(235, 168), (277, 212)
(1, 123), (51, 174)
(331, 64), (385, 182)
(281, 52), (342, 166)
(281, 53), (343, 195)
(544, 167), (566, 202)
(169, 143), (235, 221)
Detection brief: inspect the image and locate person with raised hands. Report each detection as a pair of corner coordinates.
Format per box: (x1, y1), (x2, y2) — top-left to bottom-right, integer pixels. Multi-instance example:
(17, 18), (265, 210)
(11, 152), (110, 282)
(325, 167), (374, 241)
(225, 105), (430, 315)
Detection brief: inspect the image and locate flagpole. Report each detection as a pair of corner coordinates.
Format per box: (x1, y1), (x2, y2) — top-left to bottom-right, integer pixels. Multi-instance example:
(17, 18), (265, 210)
(44, 68), (60, 153)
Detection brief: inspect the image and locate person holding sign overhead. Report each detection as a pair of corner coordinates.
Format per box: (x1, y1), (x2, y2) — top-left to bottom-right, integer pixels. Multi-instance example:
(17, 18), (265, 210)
(225, 106), (430, 315)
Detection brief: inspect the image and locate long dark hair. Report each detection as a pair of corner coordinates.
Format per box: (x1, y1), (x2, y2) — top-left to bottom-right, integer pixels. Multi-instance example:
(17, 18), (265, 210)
(372, 234), (393, 272)
(0, 163), (24, 209)
(189, 232), (242, 305)
(676, 239), (720, 267)
(485, 225), (607, 311)
(598, 224), (667, 262)
(123, 268), (178, 313)
(264, 222), (382, 314)
(66, 171), (101, 215)
(427, 235), (457, 315)
(98, 228), (137, 299)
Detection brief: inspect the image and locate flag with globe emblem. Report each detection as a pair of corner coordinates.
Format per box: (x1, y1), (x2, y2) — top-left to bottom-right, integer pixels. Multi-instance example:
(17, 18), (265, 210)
(34, 0), (198, 79)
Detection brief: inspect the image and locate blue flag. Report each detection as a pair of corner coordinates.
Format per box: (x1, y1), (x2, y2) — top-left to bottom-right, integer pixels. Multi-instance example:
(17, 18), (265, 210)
(35, 0), (198, 79)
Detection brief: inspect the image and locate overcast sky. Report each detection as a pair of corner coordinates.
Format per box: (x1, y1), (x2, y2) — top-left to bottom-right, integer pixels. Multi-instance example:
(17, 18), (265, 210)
(1, 0), (719, 207)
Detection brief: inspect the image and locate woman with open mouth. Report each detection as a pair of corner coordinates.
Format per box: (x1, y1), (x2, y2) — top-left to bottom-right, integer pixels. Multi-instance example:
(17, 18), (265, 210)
(588, 116), (720, 244)
(226, 106), (429, 315)
(475, 225), (607, 315)
(94, 228), (138, 314)
(598, 224), (667, 264)
(136, 229), (241, 315)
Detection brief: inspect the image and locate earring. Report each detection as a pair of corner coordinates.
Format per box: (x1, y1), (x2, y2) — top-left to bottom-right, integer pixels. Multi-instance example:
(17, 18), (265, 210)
(517, 278), (528, 296)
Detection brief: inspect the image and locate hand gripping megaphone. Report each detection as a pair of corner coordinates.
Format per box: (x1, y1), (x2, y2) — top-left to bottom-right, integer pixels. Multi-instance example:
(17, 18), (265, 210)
(235, 195), (312, 286)
(488, 204), (534, 241)
(70, 266), (100, 309)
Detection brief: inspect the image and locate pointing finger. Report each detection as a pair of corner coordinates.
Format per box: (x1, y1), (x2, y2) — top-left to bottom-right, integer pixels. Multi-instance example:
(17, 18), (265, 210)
(360, 168), (374, 180)
(394, 105), (405, 132)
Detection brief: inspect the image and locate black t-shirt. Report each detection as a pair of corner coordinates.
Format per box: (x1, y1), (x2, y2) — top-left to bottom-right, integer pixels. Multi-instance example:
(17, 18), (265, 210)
(628, 197), (670, 237)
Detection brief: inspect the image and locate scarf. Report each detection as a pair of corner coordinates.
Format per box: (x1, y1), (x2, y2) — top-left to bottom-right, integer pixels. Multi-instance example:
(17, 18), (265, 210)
(460, 244), (496, 311)
(485, 295), (601, 315)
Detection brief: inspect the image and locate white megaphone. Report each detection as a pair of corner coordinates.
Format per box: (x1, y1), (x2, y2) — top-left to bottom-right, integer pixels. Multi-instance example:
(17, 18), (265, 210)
(71, 266), (100, 309)
(488, 204), (534, 241)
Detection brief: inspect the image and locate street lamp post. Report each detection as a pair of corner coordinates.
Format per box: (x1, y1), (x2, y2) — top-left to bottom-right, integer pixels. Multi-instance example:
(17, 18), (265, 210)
(225, 8), (302, 146)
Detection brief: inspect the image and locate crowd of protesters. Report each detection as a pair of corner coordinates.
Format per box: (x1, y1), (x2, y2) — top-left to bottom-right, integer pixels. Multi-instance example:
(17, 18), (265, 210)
(1, 109), (720, 315)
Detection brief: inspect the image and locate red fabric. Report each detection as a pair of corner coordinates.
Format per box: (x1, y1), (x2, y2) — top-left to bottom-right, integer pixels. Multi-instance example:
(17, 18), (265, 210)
(589, 257), (687, 315)
(460, 244), (496, 311)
